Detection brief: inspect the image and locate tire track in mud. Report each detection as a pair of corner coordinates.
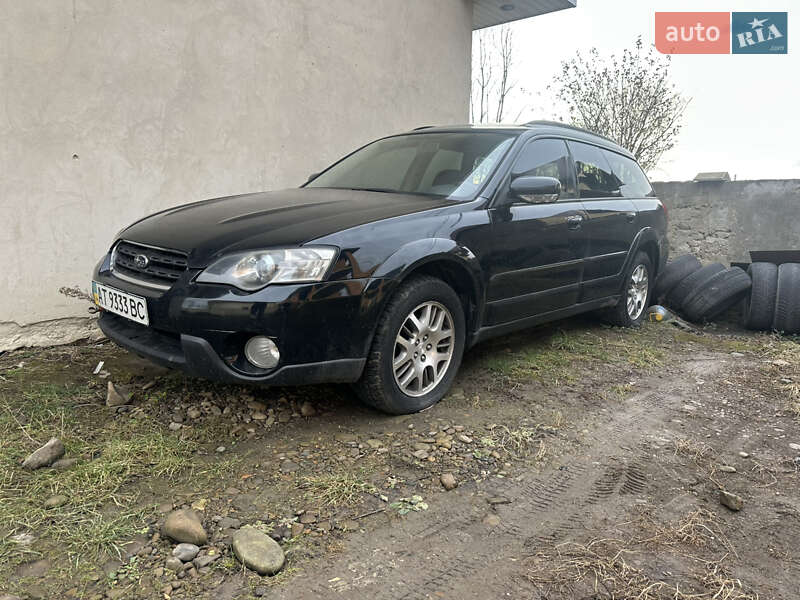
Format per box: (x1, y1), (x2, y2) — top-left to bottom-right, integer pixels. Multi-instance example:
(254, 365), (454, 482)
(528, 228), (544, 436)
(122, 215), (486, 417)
(276, 359), (724, 600)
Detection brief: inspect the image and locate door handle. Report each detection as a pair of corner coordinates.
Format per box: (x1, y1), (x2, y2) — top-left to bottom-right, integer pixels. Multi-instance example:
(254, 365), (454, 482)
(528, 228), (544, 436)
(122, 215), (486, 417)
(566, 214), (584, 230)
(625, 211), (637, 223)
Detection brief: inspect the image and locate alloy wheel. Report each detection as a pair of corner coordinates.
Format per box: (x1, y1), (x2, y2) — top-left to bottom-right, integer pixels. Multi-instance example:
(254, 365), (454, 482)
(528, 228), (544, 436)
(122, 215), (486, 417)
(392, 301), (455, 397)
(626, 264), (649, 320)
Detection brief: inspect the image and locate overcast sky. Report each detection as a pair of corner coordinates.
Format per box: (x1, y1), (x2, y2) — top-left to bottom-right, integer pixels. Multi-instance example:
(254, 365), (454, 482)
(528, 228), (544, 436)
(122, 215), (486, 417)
(486, 0), (799, 181)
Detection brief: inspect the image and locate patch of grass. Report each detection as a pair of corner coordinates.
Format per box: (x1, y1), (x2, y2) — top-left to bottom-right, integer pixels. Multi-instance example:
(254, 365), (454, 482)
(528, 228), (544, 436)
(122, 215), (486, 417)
(526, 509), (754, 599)
(301, 471), (376, 507)
(604, 382), (635, 401)
(483, 324), (673, 384)
(492, 426), (545, 458)
(0, 378), (202, 580)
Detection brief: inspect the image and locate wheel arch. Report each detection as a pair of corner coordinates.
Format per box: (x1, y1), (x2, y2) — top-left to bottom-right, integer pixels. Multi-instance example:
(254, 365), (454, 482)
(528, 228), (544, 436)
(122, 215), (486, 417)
(371, 238), (485, 342)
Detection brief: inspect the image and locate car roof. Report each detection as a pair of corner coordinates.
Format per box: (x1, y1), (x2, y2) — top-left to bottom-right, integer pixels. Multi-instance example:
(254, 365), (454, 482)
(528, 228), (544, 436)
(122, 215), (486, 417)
(405, 121), (634, 159)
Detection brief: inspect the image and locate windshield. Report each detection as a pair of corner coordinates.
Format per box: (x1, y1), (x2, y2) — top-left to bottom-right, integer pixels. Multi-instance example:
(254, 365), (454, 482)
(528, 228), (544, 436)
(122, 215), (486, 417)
(306, 132), (516, 200)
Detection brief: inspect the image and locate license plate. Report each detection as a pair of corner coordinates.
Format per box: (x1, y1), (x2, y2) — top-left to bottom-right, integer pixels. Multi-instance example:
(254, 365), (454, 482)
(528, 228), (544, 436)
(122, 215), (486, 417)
(92, 281), (149, 326)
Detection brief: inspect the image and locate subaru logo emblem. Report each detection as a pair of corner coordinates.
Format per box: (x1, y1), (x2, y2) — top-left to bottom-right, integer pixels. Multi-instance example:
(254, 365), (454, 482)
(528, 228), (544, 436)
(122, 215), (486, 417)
(134, 254), (149, 269)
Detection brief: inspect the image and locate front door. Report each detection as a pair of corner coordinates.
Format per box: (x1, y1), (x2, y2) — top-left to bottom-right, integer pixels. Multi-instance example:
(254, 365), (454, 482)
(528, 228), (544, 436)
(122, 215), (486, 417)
(485, 138), (587, 326)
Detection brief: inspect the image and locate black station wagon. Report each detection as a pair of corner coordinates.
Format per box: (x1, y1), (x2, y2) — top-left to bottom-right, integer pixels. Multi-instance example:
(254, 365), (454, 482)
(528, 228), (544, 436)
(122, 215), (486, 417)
(92, 121), (668, 414)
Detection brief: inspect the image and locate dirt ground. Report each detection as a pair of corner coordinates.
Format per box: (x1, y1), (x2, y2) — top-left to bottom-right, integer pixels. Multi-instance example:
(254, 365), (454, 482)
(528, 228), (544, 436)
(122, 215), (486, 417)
(1, 316), (799, 600)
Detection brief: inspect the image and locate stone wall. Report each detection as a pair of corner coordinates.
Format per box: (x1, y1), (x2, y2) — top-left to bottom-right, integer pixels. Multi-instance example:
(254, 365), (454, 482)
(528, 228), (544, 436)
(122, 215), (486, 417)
(653, 179), (800, 264)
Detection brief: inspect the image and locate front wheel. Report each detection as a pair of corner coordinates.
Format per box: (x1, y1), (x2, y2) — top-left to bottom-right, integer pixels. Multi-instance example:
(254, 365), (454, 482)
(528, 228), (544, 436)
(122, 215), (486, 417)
(355, 275), (466, 414)
(604, 251), (653, 327)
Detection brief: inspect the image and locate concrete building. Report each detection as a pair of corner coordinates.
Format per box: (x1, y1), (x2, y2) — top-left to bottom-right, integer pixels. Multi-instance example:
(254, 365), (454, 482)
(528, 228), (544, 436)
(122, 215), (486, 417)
(0, 0), (575, 350)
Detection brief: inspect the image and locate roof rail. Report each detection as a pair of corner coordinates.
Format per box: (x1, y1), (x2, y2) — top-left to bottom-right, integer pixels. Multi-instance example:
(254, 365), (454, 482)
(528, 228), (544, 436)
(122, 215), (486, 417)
(413, 125), (435, 130)
(523, 120), (619, 145)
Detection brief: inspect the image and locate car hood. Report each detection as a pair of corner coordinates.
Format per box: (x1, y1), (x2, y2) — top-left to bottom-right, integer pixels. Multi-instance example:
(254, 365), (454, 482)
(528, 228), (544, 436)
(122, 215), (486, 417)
(118, 188), (453, 267)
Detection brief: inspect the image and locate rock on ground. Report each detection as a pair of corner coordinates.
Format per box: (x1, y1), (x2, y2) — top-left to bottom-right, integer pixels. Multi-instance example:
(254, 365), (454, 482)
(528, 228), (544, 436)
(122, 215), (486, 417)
(720, 490), (744, 511)
(165, 556), (183, 572)
(440, 473), (458, 490)
(172, 543), (200, 562)
(162, 509), (207, 545)
(21, 438), (65, 470)
(232, 527), (285, 576)
(106, 381), (130, 407)
(43, 494), (68, 509)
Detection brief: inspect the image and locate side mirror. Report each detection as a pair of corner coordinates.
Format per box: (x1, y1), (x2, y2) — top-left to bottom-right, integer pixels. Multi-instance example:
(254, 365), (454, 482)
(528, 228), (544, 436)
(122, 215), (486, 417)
(509, 176), (561, 204)
(306, 172), (321, 184)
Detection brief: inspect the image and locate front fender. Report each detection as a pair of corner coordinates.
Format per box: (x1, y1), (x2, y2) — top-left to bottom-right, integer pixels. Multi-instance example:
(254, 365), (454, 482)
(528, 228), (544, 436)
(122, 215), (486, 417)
(371, 237), (485, 332)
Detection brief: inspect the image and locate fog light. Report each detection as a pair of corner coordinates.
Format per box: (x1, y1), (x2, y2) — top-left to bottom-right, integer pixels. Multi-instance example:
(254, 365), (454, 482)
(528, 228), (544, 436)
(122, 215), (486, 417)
(244, 336), (280, 369)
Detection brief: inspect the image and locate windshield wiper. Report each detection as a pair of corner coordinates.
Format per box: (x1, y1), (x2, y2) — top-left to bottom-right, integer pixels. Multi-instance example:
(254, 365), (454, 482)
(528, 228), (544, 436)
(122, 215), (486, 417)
(345, 187), (397, 194)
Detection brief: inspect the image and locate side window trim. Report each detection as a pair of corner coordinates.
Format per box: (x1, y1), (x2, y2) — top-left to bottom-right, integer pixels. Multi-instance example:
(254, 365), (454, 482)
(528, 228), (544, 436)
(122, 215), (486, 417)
(567, 140), (623, 202)
(602, 148), (655, 199)
(507, 137), (577, 202)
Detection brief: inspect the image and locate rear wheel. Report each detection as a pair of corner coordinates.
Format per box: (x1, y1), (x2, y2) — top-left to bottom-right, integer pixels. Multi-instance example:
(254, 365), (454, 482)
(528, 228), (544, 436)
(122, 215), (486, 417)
(604, 252), (653, 327)
(355, 275), (466, 414)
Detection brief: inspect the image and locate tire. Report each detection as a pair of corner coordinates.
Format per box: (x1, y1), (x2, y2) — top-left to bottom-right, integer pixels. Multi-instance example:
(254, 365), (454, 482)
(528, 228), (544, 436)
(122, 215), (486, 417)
(773, 263), (800, 334)
(666, 262), (725, 310)
(355, 275), (466, 414)
(742, 262), (778, 330)
(604, 251), (653, 328)
(653, 254), (702, 301)
(683, 267), (751, 323)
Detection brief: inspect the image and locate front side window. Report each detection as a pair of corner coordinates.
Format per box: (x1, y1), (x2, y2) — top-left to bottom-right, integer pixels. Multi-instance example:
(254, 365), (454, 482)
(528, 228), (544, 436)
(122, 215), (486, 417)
(511, 138), (575, 199)
(568, 141), (622, 199)
(307, 132), (516, 200)
(602, 150), (654, 198)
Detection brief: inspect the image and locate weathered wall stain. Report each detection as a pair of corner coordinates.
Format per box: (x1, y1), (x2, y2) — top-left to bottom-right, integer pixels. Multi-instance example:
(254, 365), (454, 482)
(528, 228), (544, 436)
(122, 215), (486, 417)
(1, 0), (473, 350)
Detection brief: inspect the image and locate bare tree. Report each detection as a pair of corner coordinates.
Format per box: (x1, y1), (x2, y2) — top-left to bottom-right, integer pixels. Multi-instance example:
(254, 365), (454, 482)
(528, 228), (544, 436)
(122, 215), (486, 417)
(550, 38), (690, 172)
(471, 26), (520, 123)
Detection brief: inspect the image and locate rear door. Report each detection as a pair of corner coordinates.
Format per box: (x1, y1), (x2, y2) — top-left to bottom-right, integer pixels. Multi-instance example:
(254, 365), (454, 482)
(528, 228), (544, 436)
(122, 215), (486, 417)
(567, 141), (638, 302)
(485, 138), (587, 325)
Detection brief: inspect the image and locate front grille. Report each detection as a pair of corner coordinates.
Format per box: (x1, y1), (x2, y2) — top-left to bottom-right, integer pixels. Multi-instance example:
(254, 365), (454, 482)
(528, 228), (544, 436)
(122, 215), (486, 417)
(113, 240), (188, 289)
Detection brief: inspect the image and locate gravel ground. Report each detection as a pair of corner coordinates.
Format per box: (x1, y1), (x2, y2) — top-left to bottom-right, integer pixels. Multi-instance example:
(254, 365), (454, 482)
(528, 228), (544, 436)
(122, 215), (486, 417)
(0, 316), (798, 599)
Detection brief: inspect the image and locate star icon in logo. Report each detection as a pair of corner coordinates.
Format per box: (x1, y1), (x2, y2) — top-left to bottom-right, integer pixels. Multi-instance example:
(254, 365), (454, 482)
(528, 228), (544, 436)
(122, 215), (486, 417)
(748, 17), (768, 29)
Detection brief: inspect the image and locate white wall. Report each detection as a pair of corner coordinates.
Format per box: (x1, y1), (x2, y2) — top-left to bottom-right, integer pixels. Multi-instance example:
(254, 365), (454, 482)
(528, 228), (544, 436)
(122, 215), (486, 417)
(0, 0), (472, 349)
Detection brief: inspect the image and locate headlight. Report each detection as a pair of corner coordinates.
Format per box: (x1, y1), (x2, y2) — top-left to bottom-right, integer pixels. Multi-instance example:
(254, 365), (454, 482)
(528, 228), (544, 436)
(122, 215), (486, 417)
(196, 247), (336, 291)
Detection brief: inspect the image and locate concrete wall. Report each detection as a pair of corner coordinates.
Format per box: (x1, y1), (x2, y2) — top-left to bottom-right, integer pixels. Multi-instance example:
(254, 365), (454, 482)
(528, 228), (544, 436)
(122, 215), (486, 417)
(654, 179), (800, 264)
(0, 0), (472, 350)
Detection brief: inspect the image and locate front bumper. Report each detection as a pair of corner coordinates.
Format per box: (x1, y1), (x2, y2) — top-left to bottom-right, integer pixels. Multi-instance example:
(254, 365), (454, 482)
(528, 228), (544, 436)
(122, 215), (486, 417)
(98, 312), (366, 385)
(93, 253), (389, 385)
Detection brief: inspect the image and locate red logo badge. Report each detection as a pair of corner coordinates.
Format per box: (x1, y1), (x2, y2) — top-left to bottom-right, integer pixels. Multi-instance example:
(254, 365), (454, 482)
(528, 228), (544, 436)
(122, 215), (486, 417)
(655, 12), (732, 54)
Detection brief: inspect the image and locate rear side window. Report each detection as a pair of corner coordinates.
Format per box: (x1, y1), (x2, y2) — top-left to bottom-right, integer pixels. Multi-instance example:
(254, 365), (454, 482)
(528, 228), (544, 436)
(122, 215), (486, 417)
(511, 138), (575, 199)
(567, 141), (622, 199)
(602, 150), (654, 198)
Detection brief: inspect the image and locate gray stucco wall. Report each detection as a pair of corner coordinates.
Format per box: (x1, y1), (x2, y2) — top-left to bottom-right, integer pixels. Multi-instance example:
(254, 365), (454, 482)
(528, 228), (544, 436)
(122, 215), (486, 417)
(654, 179), (800, 264)
(0, 0), (473, 349)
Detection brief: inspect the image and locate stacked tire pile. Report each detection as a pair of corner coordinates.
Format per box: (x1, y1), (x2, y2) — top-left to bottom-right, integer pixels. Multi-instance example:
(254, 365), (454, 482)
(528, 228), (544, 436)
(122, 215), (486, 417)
(655, 255), (800, 333)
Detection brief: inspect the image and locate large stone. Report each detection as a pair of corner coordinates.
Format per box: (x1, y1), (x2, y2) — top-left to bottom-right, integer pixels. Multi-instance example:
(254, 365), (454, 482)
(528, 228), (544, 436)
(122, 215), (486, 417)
(162, 510), (207, 545)
(232, 527), (285, 576)
(21, 438), (65, 470)
(106, 381), (130, 407)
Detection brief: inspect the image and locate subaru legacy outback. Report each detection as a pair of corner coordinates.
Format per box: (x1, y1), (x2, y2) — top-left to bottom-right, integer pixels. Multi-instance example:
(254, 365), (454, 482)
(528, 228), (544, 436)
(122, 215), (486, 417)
(92, 121), (668, 414)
